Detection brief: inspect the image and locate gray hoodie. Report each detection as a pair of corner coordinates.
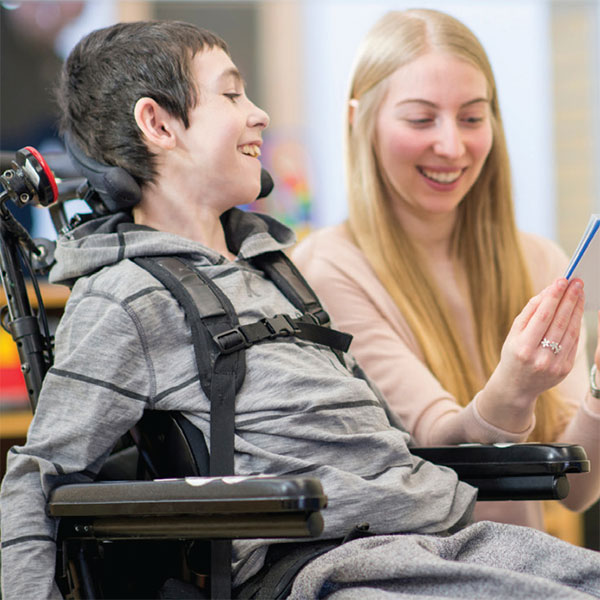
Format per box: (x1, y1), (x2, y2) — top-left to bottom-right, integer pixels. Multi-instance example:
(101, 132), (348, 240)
(0, 208), (476, 598)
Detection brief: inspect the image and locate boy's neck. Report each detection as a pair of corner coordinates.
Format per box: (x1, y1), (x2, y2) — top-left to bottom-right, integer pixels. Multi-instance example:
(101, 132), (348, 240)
(132, 184), (236, 261)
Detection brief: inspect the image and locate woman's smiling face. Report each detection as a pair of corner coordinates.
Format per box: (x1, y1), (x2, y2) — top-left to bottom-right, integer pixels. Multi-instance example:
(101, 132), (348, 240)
(374, 51), (493, 223)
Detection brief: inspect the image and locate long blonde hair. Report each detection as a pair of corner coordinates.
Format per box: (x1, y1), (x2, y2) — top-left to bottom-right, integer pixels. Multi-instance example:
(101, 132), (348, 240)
(346, 9), (570, 441)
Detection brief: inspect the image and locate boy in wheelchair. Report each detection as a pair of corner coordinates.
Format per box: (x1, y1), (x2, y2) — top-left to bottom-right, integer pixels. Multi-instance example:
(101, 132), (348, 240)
(1, 19), (599, 600)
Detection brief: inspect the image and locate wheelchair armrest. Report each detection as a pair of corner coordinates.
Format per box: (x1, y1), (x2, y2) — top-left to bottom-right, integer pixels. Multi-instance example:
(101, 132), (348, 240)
(50, 475), (327, 540)
(410, 443), (590, 476)
(410, 443), (590, 501)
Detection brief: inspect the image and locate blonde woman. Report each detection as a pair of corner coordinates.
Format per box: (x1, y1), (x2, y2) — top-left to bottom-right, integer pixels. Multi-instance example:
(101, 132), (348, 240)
(292, 8), (600, 531)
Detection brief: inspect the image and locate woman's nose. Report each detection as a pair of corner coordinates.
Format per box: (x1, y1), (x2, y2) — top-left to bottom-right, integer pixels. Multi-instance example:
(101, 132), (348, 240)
(433, 120), (465, 159)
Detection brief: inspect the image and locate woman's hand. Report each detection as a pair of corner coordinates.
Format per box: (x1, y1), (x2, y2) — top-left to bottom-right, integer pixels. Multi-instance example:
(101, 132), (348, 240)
(478, 277), (584, 432)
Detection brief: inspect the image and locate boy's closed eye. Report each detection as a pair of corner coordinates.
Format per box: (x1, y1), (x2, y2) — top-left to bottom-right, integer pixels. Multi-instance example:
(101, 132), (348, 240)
(218, 66), (246, 103)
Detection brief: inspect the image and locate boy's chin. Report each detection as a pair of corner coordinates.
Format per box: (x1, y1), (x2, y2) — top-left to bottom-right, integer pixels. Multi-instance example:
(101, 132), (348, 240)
(233, 181), (263, 206)
(230, 186), (260, 207)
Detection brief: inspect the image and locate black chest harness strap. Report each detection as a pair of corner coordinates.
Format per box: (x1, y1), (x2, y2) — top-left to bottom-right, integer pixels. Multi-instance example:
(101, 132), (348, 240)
(133, 250), (352, 599)
(134, 251), (351, 473)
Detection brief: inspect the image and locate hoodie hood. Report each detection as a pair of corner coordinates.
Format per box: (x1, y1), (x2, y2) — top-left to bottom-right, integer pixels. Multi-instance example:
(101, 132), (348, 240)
(50, 208), (296, 287)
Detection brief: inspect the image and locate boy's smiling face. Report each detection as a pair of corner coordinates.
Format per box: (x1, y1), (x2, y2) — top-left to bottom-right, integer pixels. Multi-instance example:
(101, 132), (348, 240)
(169, 47), (269, 210)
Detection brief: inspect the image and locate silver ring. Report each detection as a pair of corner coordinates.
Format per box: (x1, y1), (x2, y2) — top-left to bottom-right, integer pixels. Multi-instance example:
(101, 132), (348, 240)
(541, 338), (562, 355)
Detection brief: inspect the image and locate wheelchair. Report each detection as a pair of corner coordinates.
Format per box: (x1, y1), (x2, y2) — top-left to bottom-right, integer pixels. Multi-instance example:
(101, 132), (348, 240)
(0, 146), (591, 599)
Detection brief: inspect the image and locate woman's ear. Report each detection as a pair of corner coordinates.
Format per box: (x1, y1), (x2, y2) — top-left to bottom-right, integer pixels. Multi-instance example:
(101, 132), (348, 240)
(134, 97), (176, 150)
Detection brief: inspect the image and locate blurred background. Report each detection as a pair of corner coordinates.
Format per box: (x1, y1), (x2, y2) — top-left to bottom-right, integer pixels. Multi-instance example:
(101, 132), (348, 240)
(1, 0), (599, 549)
(2, 0), (600, 243)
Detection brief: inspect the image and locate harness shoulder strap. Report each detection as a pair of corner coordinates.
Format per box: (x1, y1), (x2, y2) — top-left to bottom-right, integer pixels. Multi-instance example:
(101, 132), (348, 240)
(133, 252), (351, 599)
(251, 251), (352, 362)
(209, 248), (353, 355)
(133, 255), (242, 477)
(251, 250), (328, 323)
(134, 252), (352, 464)
(134, 255), (237, 599)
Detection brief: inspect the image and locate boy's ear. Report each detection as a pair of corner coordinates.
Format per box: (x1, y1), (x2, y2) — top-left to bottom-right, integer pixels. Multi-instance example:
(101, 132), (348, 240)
(134, 97), (176, 150)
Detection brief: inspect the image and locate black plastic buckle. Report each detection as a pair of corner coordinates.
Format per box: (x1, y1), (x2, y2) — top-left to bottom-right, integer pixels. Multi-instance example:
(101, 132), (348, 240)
(263, 314), (299, 338)
(213, 328), (249, 353)
(307, 309), (330, 326)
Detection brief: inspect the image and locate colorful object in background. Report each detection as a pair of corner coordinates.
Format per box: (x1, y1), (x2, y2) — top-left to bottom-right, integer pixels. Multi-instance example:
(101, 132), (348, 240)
(0, 327), (28, 409)
(247, 136), (313, 240)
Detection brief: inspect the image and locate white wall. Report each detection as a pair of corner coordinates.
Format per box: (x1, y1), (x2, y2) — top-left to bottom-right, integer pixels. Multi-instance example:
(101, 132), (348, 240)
(596, 1), (600, 213)
(55, 0), (117, 60)
(302, 0), (555, 238)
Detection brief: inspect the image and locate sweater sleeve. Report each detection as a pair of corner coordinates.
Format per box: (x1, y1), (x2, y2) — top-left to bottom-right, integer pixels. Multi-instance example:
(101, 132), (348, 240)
(0, 290), (150, 599)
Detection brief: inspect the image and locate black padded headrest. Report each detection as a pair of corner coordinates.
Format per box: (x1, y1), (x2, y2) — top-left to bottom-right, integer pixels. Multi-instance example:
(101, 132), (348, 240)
(64, 132), (274, 214)
(259, 166), (274, 199)
(64, 132), (142, 213)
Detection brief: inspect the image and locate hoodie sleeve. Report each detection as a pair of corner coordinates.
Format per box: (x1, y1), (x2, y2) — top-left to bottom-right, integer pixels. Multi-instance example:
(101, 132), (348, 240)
(0, 288), (152, 599)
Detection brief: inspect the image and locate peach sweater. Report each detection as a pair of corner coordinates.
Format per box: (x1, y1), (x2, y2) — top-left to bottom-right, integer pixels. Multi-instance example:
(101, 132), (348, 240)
(292, 223), (600, 531)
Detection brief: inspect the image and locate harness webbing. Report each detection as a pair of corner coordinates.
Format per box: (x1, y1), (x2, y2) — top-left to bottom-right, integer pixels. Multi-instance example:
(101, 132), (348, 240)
(135, 255), (241, 600)
(214, 312), (351, 356)
(133, 250), (353, 599)
(134, 255), (242, 476)
(252, 251), (351, 364)
(252, 251), (329, 321)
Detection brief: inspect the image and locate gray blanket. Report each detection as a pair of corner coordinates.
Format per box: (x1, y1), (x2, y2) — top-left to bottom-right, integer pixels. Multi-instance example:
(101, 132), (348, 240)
(290, 521), (600, 599)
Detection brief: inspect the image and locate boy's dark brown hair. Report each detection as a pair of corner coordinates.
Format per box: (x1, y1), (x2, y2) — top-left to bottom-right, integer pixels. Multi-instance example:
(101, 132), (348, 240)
(57, 20), (229, 184)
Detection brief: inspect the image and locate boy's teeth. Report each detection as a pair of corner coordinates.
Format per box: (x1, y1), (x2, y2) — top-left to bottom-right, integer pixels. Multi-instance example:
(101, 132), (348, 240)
(421, 168), (461, 183)
(241, 144), (261, 158)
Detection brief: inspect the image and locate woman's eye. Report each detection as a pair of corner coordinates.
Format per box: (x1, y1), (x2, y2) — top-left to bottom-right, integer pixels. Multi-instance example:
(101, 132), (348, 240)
(406, 118), (434, 126)
(224, 93), (241, 102)
(461, 116), (485, 125)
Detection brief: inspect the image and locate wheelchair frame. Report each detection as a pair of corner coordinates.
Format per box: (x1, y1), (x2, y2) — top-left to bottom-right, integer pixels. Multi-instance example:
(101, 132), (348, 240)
(0, 147), (591, 599)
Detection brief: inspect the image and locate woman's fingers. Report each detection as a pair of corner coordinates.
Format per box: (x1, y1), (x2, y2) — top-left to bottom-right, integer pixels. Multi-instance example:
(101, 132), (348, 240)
(499, 278), (585, 401)
(563, 327), (581, 368)
(511, 292), (544, 333)
(509, 278), (572, 351)
(540, 278), (584, 358)
(560, 295), (584, 367)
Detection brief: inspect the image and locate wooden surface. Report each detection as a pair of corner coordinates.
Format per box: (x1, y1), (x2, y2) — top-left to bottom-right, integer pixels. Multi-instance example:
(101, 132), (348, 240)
(543, 500), (584, 547)
(0, 281), (70, 308)
(1, 281), (67, 439)
(1, 410), (32, 438)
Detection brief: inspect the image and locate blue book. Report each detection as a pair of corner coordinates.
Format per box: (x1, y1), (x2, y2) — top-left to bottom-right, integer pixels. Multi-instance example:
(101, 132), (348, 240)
(564, 214), (599, 310)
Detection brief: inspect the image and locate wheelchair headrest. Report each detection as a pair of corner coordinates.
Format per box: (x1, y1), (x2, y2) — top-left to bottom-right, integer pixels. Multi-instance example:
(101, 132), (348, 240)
(63, 132), (142, 213)
(63, 132), (274, 215)
(258, 166), (274, 199)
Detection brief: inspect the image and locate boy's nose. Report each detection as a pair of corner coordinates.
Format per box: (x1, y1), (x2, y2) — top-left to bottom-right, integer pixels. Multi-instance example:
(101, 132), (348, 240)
(249, 102), (270, 129)
(433, 120), (465, 159)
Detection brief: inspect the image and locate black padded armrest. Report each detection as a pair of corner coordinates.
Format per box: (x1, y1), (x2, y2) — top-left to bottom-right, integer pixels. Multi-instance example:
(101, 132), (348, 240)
(50, 476), (326, 540)
(411, 443), (590, 501)
(411, 443), (589, 476)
